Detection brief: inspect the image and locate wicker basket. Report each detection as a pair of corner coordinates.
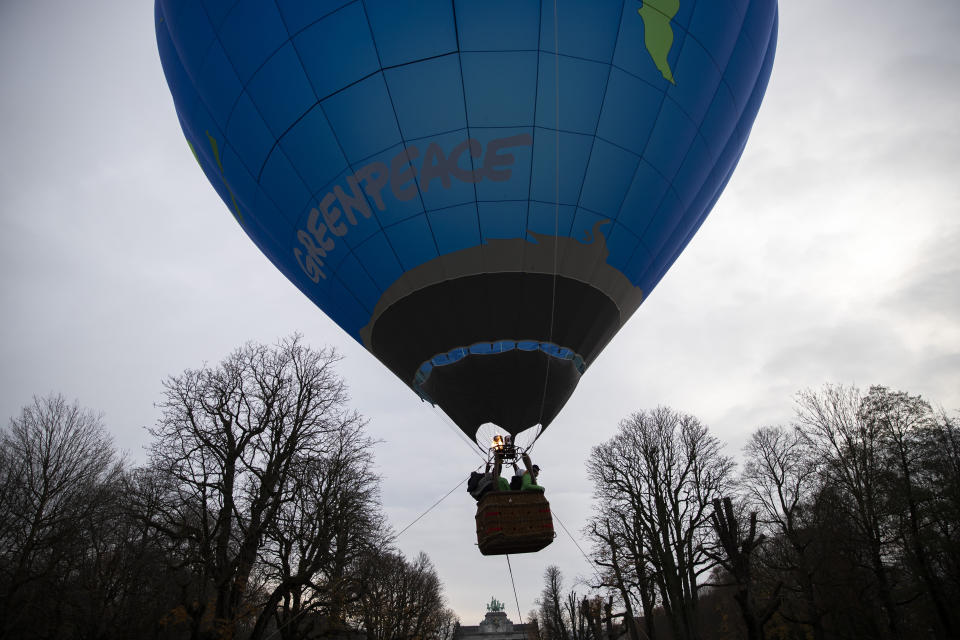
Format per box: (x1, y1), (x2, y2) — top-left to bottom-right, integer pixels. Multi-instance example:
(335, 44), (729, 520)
(475, 490), (555, 555)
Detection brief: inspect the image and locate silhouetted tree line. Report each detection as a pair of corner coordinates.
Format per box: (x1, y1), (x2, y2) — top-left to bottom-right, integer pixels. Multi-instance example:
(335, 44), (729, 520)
(530, 565), (626, 640)
(0, 337), (456, 640)
(531, 385), (958, 640)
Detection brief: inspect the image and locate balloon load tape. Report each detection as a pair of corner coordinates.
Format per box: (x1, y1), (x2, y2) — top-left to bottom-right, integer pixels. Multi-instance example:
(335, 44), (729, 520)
(412, 340), (586, 404)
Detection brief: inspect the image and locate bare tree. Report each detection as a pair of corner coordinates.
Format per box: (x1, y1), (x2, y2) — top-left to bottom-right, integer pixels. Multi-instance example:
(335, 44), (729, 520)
(587, 408), (734, 640)
(0, 394), (123, 640)
(251, 416), (386, 640)
(537, 565), (571, 640)
(864, 387), (958, 639)
(741, 425), (825, 640)
(920, 409), (960, 612)
(139, 336), (365, 640)
(707, 496), (780, 640)
(585, 515), (645, 640)
(353, 550), (456, 640)
(564, 583), (595, 640)
(795, 384), (902, 640)
(68, 471), (191, 640)
(536, 565), (598, 640)
(580, 594), (632, 640)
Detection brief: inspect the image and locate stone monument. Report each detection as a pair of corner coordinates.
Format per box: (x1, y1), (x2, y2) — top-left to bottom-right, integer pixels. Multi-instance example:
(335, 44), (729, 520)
(452, 598), (537, 640)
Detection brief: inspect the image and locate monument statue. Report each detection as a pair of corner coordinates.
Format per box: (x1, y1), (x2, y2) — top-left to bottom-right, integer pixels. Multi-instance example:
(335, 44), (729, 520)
(486, 597), (505, 613)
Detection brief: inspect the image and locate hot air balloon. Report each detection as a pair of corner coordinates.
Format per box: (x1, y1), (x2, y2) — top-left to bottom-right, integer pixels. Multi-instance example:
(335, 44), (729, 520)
(155, 0), (778, 453)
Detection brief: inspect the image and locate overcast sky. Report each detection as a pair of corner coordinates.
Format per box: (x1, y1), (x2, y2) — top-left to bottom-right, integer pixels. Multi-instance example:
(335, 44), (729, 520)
(1, 0), (958, 626)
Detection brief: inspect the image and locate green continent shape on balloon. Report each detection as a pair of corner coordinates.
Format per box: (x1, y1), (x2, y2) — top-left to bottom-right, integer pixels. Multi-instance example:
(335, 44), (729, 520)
(638, 0), (680, 84)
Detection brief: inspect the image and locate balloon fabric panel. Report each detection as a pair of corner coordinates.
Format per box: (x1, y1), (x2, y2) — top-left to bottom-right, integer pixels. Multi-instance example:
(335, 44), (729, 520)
(156, 0), (778, 442)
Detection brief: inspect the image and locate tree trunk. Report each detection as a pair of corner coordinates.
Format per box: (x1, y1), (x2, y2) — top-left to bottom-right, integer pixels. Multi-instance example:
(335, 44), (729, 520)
(868, 538), (902, 640)
(795, 565), (826, 640)
(248, 586), (287, 640)
(899, 453), (957, 639)
(734, 591), (763, 640)
(604, 598), (616, 640)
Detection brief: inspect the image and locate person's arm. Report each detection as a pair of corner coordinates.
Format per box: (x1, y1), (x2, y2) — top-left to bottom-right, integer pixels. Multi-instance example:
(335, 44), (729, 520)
(521, 453), (533, 473)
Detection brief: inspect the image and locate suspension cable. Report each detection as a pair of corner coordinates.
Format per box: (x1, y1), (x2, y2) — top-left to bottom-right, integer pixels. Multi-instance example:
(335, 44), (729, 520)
(505, 554), (526, 631)
(551, 508), (606, 586)
(428, 403), (487, 460)
(395, 465), (482, 538)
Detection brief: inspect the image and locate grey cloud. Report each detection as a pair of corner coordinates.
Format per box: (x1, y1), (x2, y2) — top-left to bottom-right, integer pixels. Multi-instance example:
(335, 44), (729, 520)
(885, 227), (960, 321)
(761, 319), (913, 387)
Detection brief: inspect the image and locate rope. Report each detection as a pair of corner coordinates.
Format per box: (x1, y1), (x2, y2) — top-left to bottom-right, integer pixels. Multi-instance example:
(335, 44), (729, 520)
(523, 426), (541, 455)
(395, 466), (481, 538)
(552, 508), (606, 586)
(428, 403), (487, 460)
(505, 554), (526, 633)
(527, 422), (546, 454)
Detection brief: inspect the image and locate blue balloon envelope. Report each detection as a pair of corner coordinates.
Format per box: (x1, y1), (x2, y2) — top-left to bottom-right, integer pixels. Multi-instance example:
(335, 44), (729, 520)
(156, 0), (777, 443)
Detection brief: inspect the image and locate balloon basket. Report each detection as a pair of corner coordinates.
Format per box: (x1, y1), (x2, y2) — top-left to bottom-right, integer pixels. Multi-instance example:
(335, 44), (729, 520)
(475, 491), (555, 556)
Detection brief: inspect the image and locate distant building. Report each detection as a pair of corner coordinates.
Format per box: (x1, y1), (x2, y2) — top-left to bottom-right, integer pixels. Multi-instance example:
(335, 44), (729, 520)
(454, 598), (538, 640)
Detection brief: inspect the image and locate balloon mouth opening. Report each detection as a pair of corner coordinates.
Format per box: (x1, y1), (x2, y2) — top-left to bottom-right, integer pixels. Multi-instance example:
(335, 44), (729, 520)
(476, 423), (544, 451)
